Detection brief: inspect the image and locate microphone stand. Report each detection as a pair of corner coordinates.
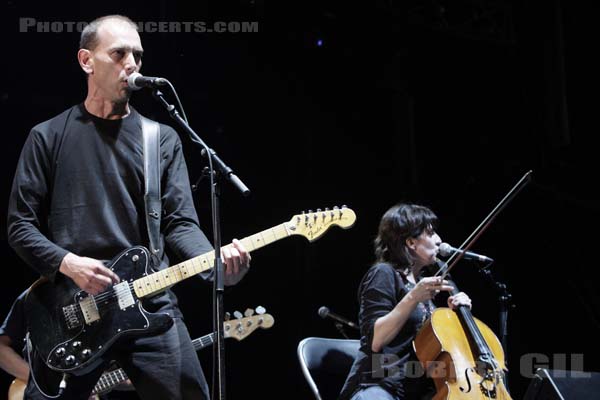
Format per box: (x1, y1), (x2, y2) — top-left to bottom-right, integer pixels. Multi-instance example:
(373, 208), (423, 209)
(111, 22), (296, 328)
(152, 89), (250, 400)
(335, 323), (350, 339)
(477, 262), (514, 392)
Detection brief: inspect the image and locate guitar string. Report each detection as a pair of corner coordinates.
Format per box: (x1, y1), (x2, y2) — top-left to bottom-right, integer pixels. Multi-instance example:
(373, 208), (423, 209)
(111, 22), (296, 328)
(77, 219), (345, 305)
(90, 256), (215, 304)
(90, 265), (197, 304)
(88, 226), (296, 303)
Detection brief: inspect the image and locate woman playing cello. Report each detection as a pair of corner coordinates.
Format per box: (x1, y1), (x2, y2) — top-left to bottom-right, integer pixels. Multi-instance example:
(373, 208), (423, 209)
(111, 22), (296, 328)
(339, 203), (472, 400)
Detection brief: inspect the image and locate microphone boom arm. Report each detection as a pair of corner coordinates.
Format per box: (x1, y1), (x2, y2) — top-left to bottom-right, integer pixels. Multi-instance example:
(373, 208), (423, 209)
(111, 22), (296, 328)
(151, 89), (250, 196)
(150, 85), (250, 400)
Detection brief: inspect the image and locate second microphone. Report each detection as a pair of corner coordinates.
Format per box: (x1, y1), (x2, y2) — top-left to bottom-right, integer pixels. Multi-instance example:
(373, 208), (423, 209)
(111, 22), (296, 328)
(318, 306), (359, 330)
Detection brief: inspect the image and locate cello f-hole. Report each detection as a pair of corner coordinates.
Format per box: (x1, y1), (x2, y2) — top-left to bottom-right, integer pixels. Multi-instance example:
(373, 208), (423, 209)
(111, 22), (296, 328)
(459, 367), (474, 393)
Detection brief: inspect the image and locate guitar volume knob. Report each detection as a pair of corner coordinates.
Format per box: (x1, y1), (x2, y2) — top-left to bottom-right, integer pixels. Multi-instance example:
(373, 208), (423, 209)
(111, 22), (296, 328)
(55, 347), (66, 357)
(65, 355), (76, 365)
(81, 349), (92, 358)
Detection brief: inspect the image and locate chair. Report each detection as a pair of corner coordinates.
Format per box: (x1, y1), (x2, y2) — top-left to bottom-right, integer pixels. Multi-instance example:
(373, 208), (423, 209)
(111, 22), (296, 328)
(297, 337), (360, 400)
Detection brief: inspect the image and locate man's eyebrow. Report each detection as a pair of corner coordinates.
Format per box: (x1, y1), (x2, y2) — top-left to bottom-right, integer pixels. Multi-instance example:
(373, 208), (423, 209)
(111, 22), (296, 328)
(108, 45), (144, 55)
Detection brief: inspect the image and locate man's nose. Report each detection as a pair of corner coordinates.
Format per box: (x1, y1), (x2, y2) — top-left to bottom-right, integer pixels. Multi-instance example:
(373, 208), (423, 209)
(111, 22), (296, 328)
(124, 53), (137, 73)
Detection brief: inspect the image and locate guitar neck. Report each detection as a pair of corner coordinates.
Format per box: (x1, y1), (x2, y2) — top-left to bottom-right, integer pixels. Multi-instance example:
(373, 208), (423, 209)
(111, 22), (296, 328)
(92, 368), (128, 395)
(192, 333), (215, 351)
(133, 223), (291, 298)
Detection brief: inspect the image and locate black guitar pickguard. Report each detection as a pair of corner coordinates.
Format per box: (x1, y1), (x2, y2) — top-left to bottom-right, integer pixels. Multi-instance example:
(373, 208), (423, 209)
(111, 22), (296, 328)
(25, 246), (173, 375)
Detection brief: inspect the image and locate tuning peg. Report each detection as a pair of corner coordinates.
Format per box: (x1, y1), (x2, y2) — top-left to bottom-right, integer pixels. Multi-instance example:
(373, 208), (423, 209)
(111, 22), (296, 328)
(244, 308), (254, 317)
(233, 311), (243, 320)
(255, 306), (266, 315)
(224, 312), (231, 321)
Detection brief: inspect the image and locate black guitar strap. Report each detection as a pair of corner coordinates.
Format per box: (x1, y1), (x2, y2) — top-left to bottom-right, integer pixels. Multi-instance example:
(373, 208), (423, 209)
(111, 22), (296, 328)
(141, 115), (162, 257)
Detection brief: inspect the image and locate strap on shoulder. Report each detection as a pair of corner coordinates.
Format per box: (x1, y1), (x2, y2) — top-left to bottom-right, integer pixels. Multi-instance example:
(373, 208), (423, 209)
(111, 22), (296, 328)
(141, 115), (162, 255)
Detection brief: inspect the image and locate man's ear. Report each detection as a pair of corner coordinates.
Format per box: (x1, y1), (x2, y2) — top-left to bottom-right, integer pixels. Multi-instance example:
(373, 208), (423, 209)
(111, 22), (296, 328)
(405, 237), (416, 250)
(77, 49), (93, 75)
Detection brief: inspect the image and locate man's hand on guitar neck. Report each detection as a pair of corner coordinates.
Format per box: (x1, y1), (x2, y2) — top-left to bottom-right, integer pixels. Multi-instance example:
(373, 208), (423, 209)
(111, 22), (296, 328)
(222, 239), (251, 286)
(59, 253), (120, 295)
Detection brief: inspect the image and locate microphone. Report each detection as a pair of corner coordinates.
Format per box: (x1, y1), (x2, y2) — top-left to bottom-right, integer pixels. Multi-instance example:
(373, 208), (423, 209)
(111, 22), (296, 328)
(127, 72), (168, 91)
(439, 243), (494, 263)
(318, 306), (359, 330)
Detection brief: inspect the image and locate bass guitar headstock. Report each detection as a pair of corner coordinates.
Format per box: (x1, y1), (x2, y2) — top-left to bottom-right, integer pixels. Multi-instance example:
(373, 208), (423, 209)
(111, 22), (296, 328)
(224, 306), (274, 341)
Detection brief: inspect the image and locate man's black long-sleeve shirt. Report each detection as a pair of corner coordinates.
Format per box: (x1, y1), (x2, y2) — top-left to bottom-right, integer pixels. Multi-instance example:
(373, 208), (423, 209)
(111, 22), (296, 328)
(7, 103), (212, 281)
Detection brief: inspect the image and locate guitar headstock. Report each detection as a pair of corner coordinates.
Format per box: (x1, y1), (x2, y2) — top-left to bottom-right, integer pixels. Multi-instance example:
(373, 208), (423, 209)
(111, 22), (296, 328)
(285, 206), (356, 242)
(223, 308), (275, 342)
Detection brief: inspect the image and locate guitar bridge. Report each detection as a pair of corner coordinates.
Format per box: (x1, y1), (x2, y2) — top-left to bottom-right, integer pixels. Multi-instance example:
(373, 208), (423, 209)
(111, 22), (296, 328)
(62, 304), (82, 330)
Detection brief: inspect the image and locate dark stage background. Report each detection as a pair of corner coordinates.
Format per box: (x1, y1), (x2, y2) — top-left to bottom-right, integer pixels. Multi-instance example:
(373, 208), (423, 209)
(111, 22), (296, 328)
(1, 1), (598, 399)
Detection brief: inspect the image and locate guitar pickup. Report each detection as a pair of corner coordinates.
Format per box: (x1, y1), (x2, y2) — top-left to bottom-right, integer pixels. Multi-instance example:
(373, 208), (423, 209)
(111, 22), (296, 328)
(114, 281), (135, 310)
(79, 296), (100, 325)
(62, 304), (82, 330)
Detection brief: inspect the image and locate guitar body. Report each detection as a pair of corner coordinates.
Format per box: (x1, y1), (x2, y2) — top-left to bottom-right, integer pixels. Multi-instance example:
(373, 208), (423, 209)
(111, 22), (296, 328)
(25, 246), (173, 376)
(24, 207), (357, 377)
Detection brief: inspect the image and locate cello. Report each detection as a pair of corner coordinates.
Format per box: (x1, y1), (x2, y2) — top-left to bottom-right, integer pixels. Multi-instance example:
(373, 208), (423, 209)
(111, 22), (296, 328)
(414, 275), (511, 399)
(413, 171), (532, 400)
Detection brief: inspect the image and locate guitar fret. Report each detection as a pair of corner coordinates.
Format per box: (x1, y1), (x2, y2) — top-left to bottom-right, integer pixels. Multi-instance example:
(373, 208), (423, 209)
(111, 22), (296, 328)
(155, 272), (165, 288)
(174, 265), (183, 281)
(133, 221), (297, 299)
(274, 225), (289, 240)
(160, 270), (169, 286)
(192, 258), (202, 273)
(185, 262), (193, 276)
(187, 259), (196, 275)
(252, 233), (264, 248)
(148, 276), (158, 292)
(266, 227), (278, 244)
(200, 254), (212, 271)
(263, 228), (277, 244)
(163, 269), (172, 285)
(240, 236), (255, 251)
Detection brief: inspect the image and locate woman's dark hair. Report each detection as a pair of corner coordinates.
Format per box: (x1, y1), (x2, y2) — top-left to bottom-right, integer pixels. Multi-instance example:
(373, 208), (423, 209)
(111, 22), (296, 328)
(374, 203), (438, 268)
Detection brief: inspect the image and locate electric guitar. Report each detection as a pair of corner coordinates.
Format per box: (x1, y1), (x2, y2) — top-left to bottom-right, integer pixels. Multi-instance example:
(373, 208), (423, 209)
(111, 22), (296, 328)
(8, 310), (274, 399)
(25, 207), (356, 375)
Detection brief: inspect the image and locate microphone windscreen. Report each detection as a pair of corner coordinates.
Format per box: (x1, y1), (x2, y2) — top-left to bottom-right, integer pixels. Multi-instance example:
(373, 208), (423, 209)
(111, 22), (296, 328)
(126, 72), (143, 91)
(317, 306), (329, 318)
(438, 243), (453, 257)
